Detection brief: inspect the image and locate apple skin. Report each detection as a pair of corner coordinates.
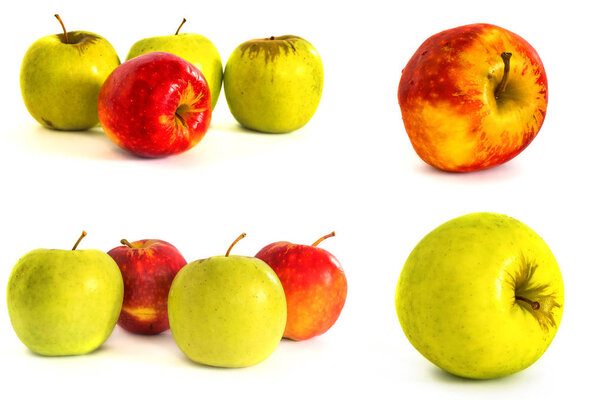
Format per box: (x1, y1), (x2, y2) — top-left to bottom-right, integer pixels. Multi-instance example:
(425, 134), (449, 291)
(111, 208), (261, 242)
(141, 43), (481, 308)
(395, 212), (564, 379)
(168, 255), (287, 367)
(256, 240), (347, 340)
(127, 33), (223, 110)
(7, 248), (124, 356)
(223, 35), (324, 133)
(20, 30), (120, 130)
(107, 239), (187, 335)
(398, 23), (548, 171)
(98, 52), (211, 158)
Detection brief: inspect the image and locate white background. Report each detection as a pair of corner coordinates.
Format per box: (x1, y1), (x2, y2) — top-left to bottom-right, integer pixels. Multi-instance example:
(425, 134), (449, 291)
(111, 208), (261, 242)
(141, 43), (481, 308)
(0, 0), (597, 398)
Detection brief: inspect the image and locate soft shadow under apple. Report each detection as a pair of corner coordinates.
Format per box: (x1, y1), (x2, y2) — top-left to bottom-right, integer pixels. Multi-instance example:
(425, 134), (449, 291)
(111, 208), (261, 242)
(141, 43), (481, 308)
(428, 364), (531, 386)
(22, 124), (133, 161)
(413, 158), (522, 182)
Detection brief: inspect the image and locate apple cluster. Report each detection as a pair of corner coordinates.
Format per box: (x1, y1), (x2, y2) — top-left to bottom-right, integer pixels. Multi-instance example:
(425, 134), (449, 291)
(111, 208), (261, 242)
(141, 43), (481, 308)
(20, 16), (325, 157)
(15, 17), (564, 381)
(22, 17), (547, 169)
(6, 231), (347, 368)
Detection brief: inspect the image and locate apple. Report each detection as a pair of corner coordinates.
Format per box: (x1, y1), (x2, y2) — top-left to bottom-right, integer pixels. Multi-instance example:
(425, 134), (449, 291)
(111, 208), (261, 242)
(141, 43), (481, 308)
(20, 14), (120, 130)
(107, 238), (187, 335)
(168, 233), (286, 367)
(98, 51), (211, 158)
(223, 35), (324, 133)
(398, 23), (548, 172)
(256, 231), (347, 340)
(6, 231), (124, 356)
(126, 18), (223, 110)
(395, 213), (564, 379)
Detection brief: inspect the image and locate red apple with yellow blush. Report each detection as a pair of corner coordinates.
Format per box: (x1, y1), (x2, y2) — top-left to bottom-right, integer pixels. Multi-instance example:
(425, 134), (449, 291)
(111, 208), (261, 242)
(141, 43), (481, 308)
(98, 52), (211, 158)
(107, 239), (186, 334)
(256, 232), (347, 341)
(398, 23), (548, 172)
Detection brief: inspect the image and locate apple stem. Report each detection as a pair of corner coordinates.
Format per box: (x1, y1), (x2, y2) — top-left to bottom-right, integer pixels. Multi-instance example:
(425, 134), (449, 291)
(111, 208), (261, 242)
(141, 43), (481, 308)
(226, 233), (247, 257)
(312, 231), (335, 247)
(516, 295), (540, 310)
(174, 111), (188, 128)
(120, 239), (133, 248)
(54, 14), (70, 44)
(175, 18), (187, 35)
(494, 52), (512, 99)
(72, 231), (87, 250)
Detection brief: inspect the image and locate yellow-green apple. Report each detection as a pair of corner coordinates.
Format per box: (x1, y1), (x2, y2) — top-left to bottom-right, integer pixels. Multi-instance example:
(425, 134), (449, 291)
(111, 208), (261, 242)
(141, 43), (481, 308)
(395, 213), (564, 379)
(6, 231), (124, 356)
(126, 18), (223, 110)
(256, 232), (347, 340)
(168, 234), (286, 367)
(398, 23), (548, 172)
(223, 35), (324, 133)
(20, 14), (120, 130)
(98, 52), (211, 157)
(107, 239), (186, 335)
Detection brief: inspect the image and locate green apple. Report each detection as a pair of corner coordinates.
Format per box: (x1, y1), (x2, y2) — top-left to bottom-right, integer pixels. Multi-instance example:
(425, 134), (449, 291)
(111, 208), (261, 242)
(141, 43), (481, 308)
(168, 233), (286, 367)
(395, 212), (564, 379)
(20, 15), (120, 130)
(126, 18), (223, 110)
(6, 231), (124, 356)
(223, 35), (324, 133)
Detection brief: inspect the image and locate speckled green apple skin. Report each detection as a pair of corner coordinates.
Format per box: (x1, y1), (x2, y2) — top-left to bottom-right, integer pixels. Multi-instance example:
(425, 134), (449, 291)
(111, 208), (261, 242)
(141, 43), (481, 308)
(224, 35), (324, 133)
(7, 249), (124, 356)
(126, 34), (223, 110)
(168, 255), (286, 367)
(396, 212), (564, 379)
(20, 31), (120, 130)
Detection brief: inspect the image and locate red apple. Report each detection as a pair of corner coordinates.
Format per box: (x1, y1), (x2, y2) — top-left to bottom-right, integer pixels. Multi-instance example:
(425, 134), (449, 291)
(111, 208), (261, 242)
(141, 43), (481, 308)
(255, 232), (347, 341)
(98, 52), (211, 157)
(107, 239), (187, 334)
(398, 23), (548, 172)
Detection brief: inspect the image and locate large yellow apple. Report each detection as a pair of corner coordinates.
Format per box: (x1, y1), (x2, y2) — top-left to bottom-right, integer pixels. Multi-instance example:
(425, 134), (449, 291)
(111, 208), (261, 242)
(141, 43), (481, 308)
(20, 15), (120, 130)
(395, 213), (564, 379)
(7, 232), (123, 356)
(398, 24), (548, 172)
(223, 35), (324, 133)
(168, 234), (286, 367)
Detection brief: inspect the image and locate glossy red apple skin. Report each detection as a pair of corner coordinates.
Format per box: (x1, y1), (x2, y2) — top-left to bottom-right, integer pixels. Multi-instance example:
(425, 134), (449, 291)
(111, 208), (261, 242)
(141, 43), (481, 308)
(107, 239), (187, 334)
(98, 52), (211, 158)
(256, 241), (347, 341)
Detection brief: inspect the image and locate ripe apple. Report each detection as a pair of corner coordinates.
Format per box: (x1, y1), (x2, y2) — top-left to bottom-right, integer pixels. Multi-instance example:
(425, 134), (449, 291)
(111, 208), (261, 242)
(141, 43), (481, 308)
(20, 14), (120, 130)
(223, 35), (324, 133)
(126, 18), (223, 110)
(107, 238), (187, 335)
(395, 213), (564, 379)
(6, 231), (124, 356)
(98, 51), (211, 158)
(168, 233), (286, 367)
(398, 23), (548, 171)
(256, 232), (347, 340)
